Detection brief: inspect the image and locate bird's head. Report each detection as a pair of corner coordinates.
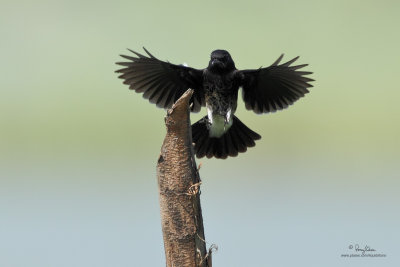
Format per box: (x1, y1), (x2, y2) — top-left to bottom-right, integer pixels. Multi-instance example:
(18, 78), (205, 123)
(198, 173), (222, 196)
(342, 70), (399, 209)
(208, 50), (235, 73)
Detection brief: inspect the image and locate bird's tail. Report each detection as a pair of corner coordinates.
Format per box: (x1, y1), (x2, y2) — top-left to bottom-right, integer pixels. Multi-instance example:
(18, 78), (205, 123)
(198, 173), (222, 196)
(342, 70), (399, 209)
(191, 115), (261, 159)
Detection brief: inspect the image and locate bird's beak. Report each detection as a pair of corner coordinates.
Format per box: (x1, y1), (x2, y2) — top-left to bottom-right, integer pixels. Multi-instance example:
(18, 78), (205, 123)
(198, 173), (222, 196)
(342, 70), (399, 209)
(211, 59), (223, 67)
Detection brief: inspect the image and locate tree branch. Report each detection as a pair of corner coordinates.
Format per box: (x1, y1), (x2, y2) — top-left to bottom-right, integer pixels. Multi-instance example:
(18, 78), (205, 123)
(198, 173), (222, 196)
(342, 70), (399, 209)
(157, 89), (210, 267)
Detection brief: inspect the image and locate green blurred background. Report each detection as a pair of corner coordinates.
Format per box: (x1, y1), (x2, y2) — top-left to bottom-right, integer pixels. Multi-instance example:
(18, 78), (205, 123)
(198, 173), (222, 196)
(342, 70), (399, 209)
(1, 0), (399, 266)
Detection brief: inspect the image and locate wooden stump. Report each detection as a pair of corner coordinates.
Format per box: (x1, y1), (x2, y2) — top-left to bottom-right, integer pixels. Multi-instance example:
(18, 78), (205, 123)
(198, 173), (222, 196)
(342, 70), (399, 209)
(157, 89), (210, 267)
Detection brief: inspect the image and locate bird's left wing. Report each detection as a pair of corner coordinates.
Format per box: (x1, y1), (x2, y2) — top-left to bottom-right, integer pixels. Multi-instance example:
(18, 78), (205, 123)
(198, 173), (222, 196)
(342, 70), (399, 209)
(116, 48), (205, 112)
(239, 55), (314, 114)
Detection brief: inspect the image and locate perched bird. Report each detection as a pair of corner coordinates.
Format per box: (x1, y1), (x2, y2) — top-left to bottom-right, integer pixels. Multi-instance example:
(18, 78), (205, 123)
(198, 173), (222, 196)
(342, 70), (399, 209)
(116, 48), (313, 159)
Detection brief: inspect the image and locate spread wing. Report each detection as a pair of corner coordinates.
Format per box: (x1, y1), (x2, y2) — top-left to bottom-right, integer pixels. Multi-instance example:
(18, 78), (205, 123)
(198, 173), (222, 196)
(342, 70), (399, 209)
(240, 54), (314, 114)
(116, 48), (205, 112)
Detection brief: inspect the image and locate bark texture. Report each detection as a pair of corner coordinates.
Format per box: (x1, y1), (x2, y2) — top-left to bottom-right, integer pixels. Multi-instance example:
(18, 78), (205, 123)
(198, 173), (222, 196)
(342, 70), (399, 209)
(157, 89), (210, 267)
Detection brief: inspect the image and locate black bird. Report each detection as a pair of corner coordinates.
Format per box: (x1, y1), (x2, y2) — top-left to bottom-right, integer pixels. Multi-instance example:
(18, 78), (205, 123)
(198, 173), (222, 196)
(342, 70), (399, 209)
(116, 48), (313, 159)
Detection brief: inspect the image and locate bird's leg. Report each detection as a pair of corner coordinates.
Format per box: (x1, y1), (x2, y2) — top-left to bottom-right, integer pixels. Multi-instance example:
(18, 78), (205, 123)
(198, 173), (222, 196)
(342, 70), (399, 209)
(224, 109), (232, 131)
(206, 105), (213, 124)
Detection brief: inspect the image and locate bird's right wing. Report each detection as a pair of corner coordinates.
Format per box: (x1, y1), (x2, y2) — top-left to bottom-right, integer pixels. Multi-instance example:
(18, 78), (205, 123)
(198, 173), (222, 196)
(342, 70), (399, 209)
(116, 48), (205, 112)
(239, 54), (314, 114)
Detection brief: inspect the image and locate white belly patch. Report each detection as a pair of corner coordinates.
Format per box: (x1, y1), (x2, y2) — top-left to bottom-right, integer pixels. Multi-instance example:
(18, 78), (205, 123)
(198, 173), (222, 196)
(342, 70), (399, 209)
(207, 106), (233, 138)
